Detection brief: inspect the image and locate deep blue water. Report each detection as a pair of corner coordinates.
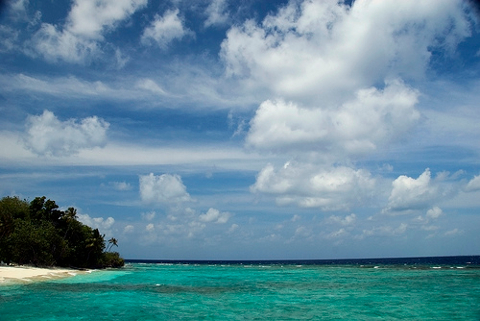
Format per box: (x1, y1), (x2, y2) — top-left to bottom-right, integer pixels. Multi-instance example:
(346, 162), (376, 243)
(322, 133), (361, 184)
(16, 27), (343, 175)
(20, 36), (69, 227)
(126, 254), (480, 266)
(1, 256), (480, 320)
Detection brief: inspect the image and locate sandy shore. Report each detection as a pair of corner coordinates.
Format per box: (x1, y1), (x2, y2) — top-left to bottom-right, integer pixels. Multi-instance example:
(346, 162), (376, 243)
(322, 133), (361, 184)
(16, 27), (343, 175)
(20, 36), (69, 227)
(0, 265), (83, 284)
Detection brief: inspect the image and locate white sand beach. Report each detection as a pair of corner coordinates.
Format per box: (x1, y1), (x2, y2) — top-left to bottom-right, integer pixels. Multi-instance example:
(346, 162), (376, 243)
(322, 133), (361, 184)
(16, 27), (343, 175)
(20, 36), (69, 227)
(0, 265), (81, 284)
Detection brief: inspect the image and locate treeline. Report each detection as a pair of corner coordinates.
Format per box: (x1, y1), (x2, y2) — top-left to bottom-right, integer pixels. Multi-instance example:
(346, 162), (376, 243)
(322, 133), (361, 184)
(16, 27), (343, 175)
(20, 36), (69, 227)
(0, 196), (124, 268)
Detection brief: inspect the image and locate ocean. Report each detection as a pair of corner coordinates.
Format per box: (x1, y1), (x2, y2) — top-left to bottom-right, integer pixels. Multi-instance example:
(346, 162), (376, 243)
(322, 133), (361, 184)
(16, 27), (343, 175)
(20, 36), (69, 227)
(1, 256), (480, 320)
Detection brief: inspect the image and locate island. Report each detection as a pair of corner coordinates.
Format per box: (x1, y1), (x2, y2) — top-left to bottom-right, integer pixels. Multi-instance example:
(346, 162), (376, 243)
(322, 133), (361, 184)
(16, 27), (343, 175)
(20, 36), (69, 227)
(0, 196), (124, 269)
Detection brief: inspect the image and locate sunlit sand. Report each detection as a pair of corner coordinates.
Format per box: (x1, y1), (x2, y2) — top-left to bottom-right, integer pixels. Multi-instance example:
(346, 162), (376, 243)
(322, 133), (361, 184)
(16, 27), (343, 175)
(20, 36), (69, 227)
(0, 265), (81, 284)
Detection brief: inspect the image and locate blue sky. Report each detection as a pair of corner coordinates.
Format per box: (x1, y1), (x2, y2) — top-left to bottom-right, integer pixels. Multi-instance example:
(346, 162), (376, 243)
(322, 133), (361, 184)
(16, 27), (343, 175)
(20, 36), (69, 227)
(1, 0), (480, 260)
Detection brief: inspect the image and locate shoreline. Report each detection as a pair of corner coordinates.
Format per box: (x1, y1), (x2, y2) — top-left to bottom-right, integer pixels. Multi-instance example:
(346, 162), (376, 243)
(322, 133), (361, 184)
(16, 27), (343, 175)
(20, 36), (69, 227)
(0, 265), (85, 285)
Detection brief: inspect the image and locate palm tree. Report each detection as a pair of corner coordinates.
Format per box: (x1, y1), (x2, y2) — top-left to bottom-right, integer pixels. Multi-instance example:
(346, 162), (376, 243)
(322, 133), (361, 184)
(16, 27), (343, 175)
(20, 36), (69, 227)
(85, 228), (105, 266)
(107, 237), (118, 252)
(62, 207), (77, 239)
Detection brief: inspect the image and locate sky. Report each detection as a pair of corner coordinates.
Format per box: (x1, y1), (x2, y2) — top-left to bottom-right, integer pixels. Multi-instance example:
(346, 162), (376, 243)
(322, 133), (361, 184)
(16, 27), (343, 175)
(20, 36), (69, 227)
(1, 0), (480, 260)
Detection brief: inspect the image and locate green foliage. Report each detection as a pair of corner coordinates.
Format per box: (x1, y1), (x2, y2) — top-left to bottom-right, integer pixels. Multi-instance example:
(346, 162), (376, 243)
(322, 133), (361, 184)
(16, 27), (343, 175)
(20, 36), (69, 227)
(0, 196), (30, 263)
(101, 251), (125, 268)
(0, 196), (124, 269)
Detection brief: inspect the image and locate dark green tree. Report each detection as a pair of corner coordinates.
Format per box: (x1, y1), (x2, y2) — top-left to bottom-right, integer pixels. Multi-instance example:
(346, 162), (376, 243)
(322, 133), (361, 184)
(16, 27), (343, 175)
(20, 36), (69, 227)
(29, 196), (63, 225)
(0, 196), (29, 264)
(0, 195), (123, 268)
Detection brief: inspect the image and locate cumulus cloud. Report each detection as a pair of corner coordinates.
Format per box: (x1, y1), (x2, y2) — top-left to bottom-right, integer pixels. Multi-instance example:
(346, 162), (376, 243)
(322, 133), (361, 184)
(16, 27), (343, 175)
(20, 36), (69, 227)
(31, 24), (99, 64)
(139, 173), (192, 204)
(30, 0), (147, 63)
(0, 25), (19, 52)
(24, 110), (109, 156)
(291, 214), (301, 222)
(426, 206), (443, 220)
(465, 175), (480, 192)
(142, 211), (156, 221)
(141, 9), (193, 49)
(228, 223), (239, 233)
(146, 223), (155, 232)
(246, 80), (420, 155)
(384, 169), (442, 213)
(204, 0), (229, 27)
(229, 0), (473, 215)
(324, 228), (348, 240)
(251, 162), (375, 211)
(127, 205), (236, 245)
(4, 0), (30, 20)
(328, 213), (357, 226)
(123, 225), (134, 233)
(199, 208), (231, 224)
(361, 223), (408, 238)
(220, 0), (471, 103)
(77, 213), (115, 235)
(112, 181), (131, 191)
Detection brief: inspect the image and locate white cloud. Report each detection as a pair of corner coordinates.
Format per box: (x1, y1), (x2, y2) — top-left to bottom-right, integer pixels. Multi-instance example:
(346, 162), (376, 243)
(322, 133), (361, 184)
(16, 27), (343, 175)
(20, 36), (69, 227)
(141, 9), (193, 49)
(324, 228), (347, 240)
(294, 225), (311, 238)
(142, 211), (156, 221)
(24, 110), (109, 156)
(426, 206), (443, 219)
(31, 24), (100, 64)
(198, 208), (231, 224)
(0, 69), (253, 110)
(2, 74), (118, 98)
(112, 181), (131, 191)
(123, 204), (236, 246)
(246, 80), (420, 156)
(251, 162), (375, 211)
(139, 173), (192, 204)
(204, 0), (229, 27)
(384, 169), (441, 213)
(226, 0), (473, 217)
(444, 228), (461, 236)
(123, 225), (134, 233)
(114, 48), (129, 69)
(0, 25), (19, 52)
(135, 78), (168, 95)
(77, 213), (115, 235)
(328, 213), (356, 226)
(465, 175), (480, 192)
(361, 223), (408, 238)
(146, 223), (155, 232)
(228, 223), (239, 233)
(220, 0), (471, 104)
(421, 225), (439, 232)
(6, 0), (29, 20)
(67, 0), (147, 39)
(0, 128), (260, 168)
(30, 0), (147, 63)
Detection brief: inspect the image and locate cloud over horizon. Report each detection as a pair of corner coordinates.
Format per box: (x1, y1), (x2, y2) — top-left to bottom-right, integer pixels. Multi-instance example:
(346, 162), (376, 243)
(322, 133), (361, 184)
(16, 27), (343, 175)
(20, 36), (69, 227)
(1, 0), (480, 260)
(251, 162), (376, 211)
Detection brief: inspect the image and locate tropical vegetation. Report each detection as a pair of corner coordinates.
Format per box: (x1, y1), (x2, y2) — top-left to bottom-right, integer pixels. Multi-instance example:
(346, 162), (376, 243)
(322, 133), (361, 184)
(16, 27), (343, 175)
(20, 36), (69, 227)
(0, 196), (124, 268)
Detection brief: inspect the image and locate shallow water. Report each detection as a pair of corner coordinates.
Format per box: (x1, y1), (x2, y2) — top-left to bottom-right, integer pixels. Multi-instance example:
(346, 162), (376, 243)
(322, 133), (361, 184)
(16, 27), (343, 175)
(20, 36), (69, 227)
(1, 262), (480, 320)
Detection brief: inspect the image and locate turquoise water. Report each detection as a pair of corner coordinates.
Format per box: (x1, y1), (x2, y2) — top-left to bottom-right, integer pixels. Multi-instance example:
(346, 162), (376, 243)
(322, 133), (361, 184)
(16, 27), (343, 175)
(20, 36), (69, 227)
(1, 263), (480, 320)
